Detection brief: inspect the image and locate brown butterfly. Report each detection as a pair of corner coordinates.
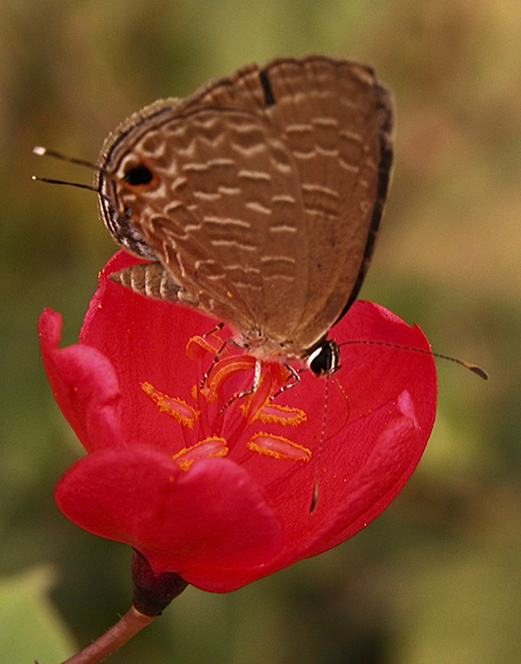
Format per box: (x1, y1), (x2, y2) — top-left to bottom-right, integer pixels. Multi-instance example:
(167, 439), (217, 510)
(95, 55), (393, 376)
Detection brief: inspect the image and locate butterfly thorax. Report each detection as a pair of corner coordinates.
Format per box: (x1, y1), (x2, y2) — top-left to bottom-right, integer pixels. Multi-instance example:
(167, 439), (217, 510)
(236, 326), (306, 362)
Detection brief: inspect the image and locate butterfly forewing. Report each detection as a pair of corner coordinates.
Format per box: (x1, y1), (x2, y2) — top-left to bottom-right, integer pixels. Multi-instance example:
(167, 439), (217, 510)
(96, 55), (393, 360)
(99, 105), (309, 337)
(256, 58), (392, 350)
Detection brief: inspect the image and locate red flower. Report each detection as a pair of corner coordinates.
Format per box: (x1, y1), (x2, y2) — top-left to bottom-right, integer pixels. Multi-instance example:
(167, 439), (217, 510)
(39, 251), (436, 593)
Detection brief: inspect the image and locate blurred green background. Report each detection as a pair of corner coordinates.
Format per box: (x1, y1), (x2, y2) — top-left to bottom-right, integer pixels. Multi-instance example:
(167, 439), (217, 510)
(0, 1), (518, 662)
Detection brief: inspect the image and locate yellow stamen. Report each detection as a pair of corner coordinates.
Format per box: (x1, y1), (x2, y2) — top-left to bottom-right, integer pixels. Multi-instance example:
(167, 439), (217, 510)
(140, 381), (200, 429)
(246, 432), (312, 462)
(203, 355), (257, 403)
(242, 400), (307, 426)
(186, 333), (224, 359)
(173, 436), (229, 471)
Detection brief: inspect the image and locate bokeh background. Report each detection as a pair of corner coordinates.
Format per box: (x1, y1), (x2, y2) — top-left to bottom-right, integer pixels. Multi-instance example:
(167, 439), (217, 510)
(1, 1), (519, 662)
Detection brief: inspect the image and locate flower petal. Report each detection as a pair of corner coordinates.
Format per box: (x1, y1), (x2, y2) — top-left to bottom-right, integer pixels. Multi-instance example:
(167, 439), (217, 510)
(302, 389), (426, 557)
(77, 252), (234, 453)
(55, 446), (284, 591)
(220, 303), (437, 585)
(38, 308), (123, 451)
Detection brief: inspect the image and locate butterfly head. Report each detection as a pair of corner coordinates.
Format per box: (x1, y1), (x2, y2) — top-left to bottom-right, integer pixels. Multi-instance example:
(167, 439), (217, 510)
(96, 157), (159, 261)
(306, 340), (341, 377)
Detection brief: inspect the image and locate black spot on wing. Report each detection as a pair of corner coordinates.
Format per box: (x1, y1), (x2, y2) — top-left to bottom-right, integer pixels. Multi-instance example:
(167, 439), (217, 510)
(259, 69), (276, 107)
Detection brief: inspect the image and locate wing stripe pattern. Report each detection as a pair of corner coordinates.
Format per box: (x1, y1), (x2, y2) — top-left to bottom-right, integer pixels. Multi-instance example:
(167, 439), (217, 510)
(96, 56), (393, 360)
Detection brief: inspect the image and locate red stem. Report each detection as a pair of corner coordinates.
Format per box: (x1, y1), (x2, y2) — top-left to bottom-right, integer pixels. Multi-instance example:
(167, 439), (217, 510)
(58, 606), (154, 664)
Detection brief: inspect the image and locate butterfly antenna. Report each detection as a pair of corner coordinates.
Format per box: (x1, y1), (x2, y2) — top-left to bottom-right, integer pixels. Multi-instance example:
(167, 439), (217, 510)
(309, 377), (330, 513)
(338, 340), (488, 380)
(31, 146), (119, 207)
(33, 146), (100, 170)
(31, 175), (98, 193)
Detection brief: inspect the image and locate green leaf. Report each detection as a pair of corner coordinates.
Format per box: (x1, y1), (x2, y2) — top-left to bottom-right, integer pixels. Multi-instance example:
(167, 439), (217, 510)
(0, 566), (76, 664)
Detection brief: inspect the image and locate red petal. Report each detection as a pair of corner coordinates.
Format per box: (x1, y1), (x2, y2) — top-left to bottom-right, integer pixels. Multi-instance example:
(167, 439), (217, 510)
(38, 308), (123, 451)
(55, 447), (283, 591)
(78, 252), (233, 454)
(222, 302), (437, 585)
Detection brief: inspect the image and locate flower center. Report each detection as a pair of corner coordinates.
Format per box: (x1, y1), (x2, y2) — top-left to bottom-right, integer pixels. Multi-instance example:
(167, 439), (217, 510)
(140, 331), (312, 471)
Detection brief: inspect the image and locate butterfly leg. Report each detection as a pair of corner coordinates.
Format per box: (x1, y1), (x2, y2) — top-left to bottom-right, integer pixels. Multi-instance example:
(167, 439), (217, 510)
(272, 363), (303, 398)
(198, 323), (228, 389)
(217, 358), (262, 415)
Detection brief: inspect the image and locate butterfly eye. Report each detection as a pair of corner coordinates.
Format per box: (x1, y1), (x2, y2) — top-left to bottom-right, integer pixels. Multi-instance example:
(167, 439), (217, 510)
(123, 163), (153, 186)
(307, 341), (340, 376)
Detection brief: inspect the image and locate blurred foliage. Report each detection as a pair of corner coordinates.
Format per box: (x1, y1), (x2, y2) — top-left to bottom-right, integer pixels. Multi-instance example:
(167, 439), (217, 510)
(0, 566), (75, 662)
(0, 0), (519, 663)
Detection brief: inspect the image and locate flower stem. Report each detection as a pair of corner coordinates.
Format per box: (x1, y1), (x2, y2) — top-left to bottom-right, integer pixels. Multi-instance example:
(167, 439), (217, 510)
(59, 606), (154, 664)
(51, 553), (188, 664)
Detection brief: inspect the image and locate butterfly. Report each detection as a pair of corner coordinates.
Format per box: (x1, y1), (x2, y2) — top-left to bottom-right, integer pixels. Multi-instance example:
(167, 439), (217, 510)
(95, 55), (393, 377)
